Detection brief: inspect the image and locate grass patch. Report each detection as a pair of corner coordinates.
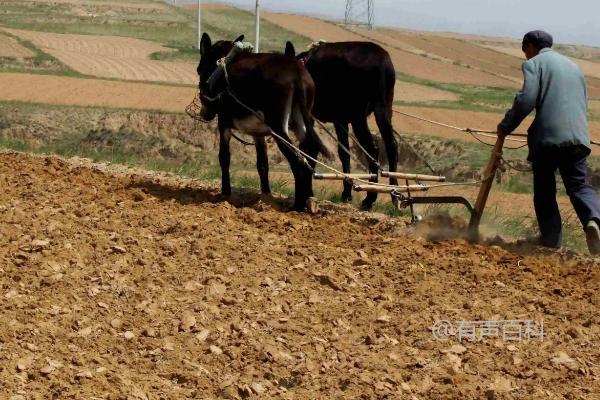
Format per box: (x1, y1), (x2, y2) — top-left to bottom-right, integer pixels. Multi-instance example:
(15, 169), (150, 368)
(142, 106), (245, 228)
(0, 1), (311, 64)
(0, 31), (78, 75)
(395, 72), (516, 113)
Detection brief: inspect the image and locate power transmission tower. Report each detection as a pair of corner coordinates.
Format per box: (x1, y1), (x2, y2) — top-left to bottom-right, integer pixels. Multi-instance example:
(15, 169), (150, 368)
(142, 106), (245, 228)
(345, 0), (374, 31)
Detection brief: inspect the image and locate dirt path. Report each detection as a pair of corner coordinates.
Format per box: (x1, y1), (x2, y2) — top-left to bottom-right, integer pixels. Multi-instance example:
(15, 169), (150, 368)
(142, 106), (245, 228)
(0, 150), (598, 399)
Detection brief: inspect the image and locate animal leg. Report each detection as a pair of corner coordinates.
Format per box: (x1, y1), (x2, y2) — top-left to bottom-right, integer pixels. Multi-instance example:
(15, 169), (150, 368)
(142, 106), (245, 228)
(254, 136), (270, 194)
(271, 128), (309, 211)
(218, 120), (232, 196)
(351, 118), (379, 210)
(374, 105), (399, 204)
(334, 122), (352, 202)
(297, 118), (321, 198)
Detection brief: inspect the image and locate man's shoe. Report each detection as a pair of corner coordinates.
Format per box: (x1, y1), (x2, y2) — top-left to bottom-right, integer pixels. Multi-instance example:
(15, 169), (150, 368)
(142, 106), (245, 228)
(585, 220), (600, 256)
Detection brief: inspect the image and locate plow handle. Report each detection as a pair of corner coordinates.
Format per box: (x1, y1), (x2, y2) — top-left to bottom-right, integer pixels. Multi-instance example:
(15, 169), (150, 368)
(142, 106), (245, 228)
(468, 135), (506, 242)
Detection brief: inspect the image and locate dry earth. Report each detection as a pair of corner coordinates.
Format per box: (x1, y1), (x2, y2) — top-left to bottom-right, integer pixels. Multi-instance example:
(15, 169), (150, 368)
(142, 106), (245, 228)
(182, 3), (237, 11)
(0, 33), (34, 60)
(0, 73), (195, 113)
(3, 29), (197, 84)
(261, 12), (514, 88)
(478, 45), (600, 98)
(393, 81), (458, 103)
(480, 44), (600, 80)
(24, 0), (168, 10)
(0, 151), (598, 399)
(390, 106), (600, 156)
(2, 72), (599, 155)
(375, 30), (523, 84)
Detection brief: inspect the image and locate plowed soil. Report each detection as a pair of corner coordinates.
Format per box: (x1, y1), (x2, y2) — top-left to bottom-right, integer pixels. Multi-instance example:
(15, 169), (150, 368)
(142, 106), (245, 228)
(27, 0), (167, 10)
(0, 151), (598, 399)
(375, 30), (523, 83)
(3, 29), (197, 84)
(391, 106), (600, 156)
(0, 73), (195, 112)
(394, 81), (459, 103)
(2, 72), (599, 155)
(261, 12), (514, 88)
(481, 44), (600, 80)
(479, 45), (600, 98)
(0, 33), (34, 60)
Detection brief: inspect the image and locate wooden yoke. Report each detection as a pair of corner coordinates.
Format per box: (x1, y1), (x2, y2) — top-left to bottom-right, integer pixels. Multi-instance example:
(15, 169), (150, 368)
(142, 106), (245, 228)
(468, 135), (506, 242)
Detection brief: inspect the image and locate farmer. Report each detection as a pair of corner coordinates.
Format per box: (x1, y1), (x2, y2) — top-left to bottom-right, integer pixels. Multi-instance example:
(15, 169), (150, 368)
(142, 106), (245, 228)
(497, 30), (600, 255)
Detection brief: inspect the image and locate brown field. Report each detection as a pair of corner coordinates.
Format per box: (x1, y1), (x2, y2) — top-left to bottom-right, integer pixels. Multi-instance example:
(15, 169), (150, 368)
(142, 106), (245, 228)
(27, 0), (167, 10)
(3, 28), (168, 59)
(394, 80), (459, 103)
(3, 28), (197, 84)
(0, 32), (34, 59)
(0, 73), (195, 112)
(261, 12), (515, 88)
(182, 2), (234, 11)
(376, 29), (523, 83)
(481, 44), (600, 80)
(1, 5), (600, 400)
(390, 106), (600, 156)
(482, 44), (524, 59)
(477, 44), (600, 98)
(0, 150), (598, 399)
(3, 72), (599, 155)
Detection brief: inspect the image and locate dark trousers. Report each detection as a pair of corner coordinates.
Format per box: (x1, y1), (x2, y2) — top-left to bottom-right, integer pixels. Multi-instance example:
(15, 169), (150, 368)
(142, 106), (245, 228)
(532, 145), (600, 247)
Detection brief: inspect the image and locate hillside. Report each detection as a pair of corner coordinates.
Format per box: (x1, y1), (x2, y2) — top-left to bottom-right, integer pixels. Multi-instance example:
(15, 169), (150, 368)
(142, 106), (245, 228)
(0, 2), (599, 398)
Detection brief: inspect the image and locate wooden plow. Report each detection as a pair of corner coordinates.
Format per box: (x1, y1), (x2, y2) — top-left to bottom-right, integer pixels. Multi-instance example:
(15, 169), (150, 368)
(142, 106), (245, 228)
(188, 43), (511, 242)
(314, 135), (506, 242)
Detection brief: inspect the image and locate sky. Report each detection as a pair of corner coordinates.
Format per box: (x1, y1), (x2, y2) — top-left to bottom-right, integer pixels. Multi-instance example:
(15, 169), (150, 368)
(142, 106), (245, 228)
(210, 0), (600, 47)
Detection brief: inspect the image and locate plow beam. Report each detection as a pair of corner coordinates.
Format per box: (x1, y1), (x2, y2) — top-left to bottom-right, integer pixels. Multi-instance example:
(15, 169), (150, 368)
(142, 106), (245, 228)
(354, 184), (430, 194)
(314, 173), (377, 181)
(381, 171), (446, 182)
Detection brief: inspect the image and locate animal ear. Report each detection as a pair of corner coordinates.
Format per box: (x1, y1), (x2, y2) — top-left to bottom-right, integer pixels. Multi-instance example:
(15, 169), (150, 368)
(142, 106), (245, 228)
(285, 41), (296, 57)
(200, 32), (211, 56)
(234, 35), (245, 43)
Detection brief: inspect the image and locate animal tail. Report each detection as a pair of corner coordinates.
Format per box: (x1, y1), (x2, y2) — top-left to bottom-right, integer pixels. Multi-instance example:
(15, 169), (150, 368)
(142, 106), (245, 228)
(303, 110), (335, 161)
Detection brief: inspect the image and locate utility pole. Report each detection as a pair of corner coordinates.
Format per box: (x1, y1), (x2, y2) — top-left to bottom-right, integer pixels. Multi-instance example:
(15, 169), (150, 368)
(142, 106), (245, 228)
(197, 0), (202, 50)
(254, 0), (260, 53)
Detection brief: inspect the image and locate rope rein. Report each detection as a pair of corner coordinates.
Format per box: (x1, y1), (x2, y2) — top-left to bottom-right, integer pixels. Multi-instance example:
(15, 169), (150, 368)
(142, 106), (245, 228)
(393, 108), (600, 147)
(190, 45), (556, 196)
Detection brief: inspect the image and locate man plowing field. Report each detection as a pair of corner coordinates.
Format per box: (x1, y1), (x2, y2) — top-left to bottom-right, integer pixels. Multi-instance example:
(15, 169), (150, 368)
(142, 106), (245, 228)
(497, 30), (600, 255)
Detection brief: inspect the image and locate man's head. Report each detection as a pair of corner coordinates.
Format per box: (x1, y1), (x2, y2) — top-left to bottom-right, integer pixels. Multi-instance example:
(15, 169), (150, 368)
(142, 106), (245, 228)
(522, 30), (553, 60)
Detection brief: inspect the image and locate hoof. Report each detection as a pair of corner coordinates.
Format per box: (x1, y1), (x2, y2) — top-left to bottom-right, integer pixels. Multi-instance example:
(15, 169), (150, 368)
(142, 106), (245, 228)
(221, 186), (232, 197)
(306, 197), (319, 214)
(341, 192), (353, 203)
(360, 200), (374, 211)
(291, 201), (306, 212)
